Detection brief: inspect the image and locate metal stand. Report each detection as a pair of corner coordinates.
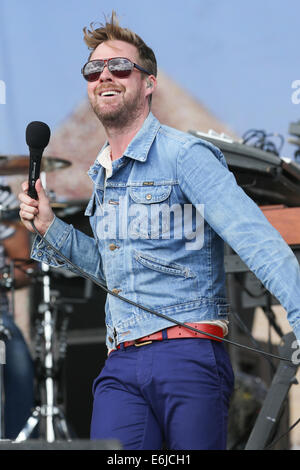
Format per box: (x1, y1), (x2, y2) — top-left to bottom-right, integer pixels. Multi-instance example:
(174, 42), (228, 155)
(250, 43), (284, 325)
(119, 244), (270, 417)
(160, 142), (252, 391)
(225, 245), (300, 449)
(245, 331), (299, 450)
(0, 264), (13, 440)
(15, 262), (72, 442)
(0, 324), (10, 439)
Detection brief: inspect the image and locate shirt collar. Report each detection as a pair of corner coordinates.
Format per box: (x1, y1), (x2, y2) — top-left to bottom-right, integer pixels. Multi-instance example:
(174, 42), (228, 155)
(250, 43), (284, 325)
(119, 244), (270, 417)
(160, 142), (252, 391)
(97, 144), (112, 179)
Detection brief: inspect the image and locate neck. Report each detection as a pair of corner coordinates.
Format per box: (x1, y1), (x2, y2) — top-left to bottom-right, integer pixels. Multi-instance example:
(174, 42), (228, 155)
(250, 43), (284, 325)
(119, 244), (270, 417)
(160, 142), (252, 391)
(104, 109), (149, 161)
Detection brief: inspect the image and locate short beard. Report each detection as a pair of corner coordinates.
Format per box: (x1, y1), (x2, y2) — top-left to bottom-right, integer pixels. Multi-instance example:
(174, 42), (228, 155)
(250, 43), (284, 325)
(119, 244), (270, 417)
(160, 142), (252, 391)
(90, 91), (145, 130)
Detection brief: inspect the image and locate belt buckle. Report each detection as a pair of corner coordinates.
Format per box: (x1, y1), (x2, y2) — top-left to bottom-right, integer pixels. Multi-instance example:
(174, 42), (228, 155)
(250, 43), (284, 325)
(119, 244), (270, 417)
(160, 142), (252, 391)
(134, 340), (153, 347)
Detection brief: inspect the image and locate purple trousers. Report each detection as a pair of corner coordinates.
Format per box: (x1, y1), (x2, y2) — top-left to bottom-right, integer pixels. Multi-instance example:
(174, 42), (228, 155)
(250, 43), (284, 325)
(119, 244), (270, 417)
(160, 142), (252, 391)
(90, 338), (234, 450)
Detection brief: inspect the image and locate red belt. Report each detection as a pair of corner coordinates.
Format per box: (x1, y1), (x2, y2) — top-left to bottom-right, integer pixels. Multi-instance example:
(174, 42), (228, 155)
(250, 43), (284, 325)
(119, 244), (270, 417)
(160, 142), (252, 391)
(116, 323), (223, 349)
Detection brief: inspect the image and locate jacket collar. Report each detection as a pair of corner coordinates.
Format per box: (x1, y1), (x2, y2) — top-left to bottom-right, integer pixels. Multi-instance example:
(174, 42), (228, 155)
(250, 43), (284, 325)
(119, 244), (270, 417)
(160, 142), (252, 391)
(88, 112), (161, 181)
(123, 112), (161, 162)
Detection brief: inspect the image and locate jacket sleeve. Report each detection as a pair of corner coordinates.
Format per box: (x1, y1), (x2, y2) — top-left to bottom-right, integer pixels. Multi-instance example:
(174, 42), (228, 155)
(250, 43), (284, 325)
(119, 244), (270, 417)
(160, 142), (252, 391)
(177, 140), (300, 342)
(31, 215), (106, 286)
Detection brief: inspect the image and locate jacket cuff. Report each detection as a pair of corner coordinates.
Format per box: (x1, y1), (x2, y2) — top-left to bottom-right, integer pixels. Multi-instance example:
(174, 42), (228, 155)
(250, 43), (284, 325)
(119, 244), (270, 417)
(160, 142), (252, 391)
(31, 216), (73, 266)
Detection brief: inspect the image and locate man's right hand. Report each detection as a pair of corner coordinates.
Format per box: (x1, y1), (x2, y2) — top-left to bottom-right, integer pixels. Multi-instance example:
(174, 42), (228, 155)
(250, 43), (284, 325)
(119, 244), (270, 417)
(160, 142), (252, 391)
(18, 179), (55, 236)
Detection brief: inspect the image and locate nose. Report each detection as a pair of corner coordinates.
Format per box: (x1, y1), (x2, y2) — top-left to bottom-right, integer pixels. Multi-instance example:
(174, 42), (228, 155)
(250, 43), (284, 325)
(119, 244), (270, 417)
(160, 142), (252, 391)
(99, 63), (113, 82)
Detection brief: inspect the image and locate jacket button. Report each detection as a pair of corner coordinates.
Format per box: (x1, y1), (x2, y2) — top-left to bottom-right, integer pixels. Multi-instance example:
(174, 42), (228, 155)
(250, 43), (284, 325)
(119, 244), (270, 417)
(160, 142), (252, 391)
(111, 288), (122, 295)
(146, 194), (152, 200)
(109, 243), (119, 251)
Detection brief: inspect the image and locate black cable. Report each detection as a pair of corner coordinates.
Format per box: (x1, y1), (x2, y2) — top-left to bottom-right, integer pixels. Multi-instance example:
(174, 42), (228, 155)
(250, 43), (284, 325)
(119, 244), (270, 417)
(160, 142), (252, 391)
(242, 129), (284, 156)
(264, 416), (300, 450)
(29, 220), (294, 364)
(235, 274), (267, 299)
(231, 310), (276, 373)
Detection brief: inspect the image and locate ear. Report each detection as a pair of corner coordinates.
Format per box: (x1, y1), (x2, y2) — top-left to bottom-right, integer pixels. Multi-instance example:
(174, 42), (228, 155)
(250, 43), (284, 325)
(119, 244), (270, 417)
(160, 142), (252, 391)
(145, 75), (157, 97)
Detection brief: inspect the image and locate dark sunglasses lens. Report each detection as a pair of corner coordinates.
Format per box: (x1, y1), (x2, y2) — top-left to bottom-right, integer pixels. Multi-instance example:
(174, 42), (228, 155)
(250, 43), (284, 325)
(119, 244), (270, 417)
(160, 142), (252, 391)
(112, 69), (132, 78)
(109, 58), (133, 78)
(83, 61), (104, 81)
(84, 72), (101, 82)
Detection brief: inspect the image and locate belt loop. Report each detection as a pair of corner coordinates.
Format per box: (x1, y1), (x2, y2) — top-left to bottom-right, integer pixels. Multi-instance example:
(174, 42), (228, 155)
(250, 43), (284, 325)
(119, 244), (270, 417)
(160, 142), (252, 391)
(162, 328), (168, 340)
(119, 342), (125, 351)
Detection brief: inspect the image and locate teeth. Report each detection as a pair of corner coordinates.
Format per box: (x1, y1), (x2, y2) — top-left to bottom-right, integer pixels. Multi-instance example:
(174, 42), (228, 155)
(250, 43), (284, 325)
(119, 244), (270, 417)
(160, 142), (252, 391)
(101, 91), (119, 96)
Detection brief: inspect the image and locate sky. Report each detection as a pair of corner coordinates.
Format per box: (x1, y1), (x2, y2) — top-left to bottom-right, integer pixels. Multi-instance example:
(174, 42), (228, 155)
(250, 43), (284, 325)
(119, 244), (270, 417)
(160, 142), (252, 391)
(0, 0), (300, 159)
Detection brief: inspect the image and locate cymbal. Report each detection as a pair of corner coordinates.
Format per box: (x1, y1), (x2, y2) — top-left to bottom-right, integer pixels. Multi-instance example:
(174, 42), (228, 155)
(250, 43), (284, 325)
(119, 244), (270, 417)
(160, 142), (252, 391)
(0, 199), (88, 222)
(51, 199), (88, 209)
(0, 155), (71, 175)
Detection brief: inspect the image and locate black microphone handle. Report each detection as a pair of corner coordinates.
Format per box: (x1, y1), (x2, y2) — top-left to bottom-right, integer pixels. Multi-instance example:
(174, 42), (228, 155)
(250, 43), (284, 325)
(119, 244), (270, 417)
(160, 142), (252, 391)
(28, 149), (42, 200)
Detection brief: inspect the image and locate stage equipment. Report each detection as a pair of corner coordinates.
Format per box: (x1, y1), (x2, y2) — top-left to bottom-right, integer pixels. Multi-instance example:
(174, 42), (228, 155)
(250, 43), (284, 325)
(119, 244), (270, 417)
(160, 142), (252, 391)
(0, 303), (11, 439)
(245, 332), (298, 449)
(14, 130), (75, 441)
(0, 248), (17, 439)
(29, 270), (107, 438)
(0, 323), (9, 439)
(0, 199), (88, 224)
(28, 199), (104, 438)
(0, 155), (71, 175)
(26, 121), (51, 199)
(288, 120), (300, 163)
(14, 262), (89, 442)
(189, 130), (300, 207)
(224, 202), (300, 449)
(289, 120), (300, 138)
(227, 372), (268, 450)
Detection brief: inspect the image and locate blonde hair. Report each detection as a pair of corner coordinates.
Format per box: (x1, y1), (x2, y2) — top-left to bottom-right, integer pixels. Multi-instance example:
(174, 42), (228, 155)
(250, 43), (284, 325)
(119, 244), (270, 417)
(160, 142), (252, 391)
(83, 11), (157, 77)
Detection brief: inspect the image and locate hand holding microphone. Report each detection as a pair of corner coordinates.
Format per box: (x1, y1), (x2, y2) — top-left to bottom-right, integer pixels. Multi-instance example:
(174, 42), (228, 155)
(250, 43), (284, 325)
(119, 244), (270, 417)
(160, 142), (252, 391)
(18, 121), (55, 235)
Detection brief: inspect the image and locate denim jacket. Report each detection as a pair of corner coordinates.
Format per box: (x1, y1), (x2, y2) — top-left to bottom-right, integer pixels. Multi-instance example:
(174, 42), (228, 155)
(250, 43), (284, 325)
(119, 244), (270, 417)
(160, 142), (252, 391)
(31, 112), (300, 349)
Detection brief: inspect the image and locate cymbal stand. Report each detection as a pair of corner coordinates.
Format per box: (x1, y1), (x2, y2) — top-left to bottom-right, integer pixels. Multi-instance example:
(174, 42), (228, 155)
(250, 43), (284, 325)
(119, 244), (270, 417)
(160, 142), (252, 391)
(0, 264), (13, 440)
(0, 318), (11, 440)
(15, 262), (72, 443)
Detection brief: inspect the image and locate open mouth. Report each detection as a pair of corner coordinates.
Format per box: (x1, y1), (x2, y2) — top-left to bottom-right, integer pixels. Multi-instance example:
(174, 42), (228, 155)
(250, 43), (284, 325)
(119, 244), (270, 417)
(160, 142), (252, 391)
(99, 90), (121, 97)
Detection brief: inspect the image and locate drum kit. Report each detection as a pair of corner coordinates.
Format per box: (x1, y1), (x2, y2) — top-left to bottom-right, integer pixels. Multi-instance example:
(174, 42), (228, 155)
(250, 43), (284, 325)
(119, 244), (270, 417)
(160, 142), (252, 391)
(0, 154), (88, 442)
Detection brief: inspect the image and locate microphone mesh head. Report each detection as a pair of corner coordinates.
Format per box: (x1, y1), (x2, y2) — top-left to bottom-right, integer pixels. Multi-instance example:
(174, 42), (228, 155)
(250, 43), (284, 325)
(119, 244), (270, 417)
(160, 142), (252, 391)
(26, 121), (51, 149)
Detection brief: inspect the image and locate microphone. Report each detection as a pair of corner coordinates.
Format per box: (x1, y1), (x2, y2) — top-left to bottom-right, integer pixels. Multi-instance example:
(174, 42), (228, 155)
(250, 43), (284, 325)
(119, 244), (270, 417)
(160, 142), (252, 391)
(26, 121), (51, 199)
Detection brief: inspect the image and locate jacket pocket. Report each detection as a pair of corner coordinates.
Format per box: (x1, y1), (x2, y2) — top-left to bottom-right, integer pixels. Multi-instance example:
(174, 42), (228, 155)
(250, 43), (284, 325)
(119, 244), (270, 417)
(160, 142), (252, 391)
(134, 250), (196, 278)
(129, 185), (172, 204)
(128, 185), (172, 238)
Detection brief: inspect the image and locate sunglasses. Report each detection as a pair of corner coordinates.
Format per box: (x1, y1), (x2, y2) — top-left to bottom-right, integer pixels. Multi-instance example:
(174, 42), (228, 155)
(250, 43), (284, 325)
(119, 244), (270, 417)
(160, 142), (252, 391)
(81, 57), (151, 82)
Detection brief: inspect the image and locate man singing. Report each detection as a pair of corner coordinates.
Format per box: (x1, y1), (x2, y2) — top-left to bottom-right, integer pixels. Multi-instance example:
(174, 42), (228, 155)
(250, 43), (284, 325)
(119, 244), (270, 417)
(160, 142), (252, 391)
(19, 12), (300, 450)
